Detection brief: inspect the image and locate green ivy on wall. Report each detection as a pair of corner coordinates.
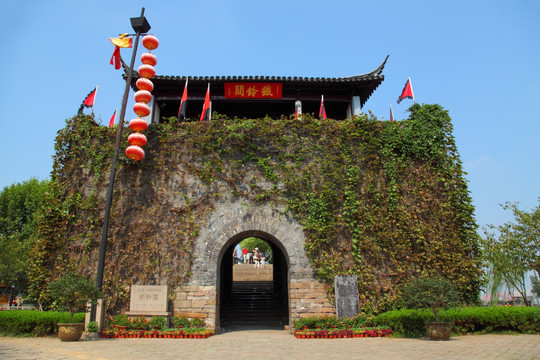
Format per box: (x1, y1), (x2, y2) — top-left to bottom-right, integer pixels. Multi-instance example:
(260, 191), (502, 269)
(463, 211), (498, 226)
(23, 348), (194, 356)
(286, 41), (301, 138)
(27, 104), (482, 314)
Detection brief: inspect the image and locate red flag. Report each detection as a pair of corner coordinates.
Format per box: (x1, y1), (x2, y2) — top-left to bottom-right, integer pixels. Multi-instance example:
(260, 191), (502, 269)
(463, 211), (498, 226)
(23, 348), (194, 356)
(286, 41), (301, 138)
(78, 86), (97, 114)
(319, 95), (327, 120)
(178, 79), (188, 121)
(397, 77), (415, 104)
(110, 46), (122, 70)
(389, 104), (395, 121)
(109, 110), (117, 127)
(200, 83), (211, 121)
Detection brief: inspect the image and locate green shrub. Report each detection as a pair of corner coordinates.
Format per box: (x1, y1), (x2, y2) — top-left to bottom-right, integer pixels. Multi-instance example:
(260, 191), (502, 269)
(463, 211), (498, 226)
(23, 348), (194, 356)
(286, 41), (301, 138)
(190, 317), (205, 328)
(293, 316), (323, 329)
(110, 314), (130, 328)
(293, 314), (373, 330)
(130, 315), (150, 330)
(374, 306), (540, 337)
(86, 321), (98, 332)
(447, 307), (540, 334)
(149, 316), (166, 330)
(172, 315), (191, 328)
(374, 309), (436, 337)
(0, 310), (85, 336)
(172, 315), (206, 328)
(343, 313), (376, 328)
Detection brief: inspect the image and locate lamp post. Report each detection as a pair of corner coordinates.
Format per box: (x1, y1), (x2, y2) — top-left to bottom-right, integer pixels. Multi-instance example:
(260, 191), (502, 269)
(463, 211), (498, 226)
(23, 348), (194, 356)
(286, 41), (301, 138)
(90, 8), (151, 322)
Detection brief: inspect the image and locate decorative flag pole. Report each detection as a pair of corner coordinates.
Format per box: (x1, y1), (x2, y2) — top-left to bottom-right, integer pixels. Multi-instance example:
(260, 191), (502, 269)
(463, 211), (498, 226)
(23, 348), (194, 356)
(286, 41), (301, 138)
(92, 8), (151, 323)
(389, 104), (395, 121)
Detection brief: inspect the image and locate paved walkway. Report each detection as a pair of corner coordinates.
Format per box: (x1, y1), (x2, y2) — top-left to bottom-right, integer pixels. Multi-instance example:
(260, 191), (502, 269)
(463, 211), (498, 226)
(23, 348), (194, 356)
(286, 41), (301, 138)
(1, 331), (539, 360)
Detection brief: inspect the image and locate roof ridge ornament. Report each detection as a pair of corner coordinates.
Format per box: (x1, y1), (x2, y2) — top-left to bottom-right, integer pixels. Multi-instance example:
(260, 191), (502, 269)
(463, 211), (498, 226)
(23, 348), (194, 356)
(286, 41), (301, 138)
(344, 55), (389, 79)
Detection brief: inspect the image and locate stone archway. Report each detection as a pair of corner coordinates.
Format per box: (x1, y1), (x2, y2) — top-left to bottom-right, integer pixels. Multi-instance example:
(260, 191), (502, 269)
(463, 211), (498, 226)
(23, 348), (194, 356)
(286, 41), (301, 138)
(218, 231), (289, 329)
(172, 200), (335, 330)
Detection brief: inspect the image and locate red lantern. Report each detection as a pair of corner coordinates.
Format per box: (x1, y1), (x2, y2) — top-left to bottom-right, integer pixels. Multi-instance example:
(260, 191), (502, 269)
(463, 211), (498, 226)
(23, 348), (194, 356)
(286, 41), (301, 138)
(129, 117), (148, 132)
(138, 64), (155, 79)
(142, 35), (159, 50)
(128, 133), (147, 147)
(140, 52), (157, 66)
(134, 90), (152, 104)
(133, 102), (151, 117)
(136, 78), (154, 92)
(126, 145), (145, 161)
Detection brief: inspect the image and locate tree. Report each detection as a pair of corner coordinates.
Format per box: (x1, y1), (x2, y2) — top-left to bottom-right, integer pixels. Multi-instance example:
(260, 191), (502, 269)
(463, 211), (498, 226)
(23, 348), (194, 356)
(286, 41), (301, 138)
(47, 271), (102, 322)
(399, 277), (460, 322)
(531, 276), (540, 297)
(239, 237), (273, 262)
(482, 200), (539, 306)
(0, 179), (49, 295)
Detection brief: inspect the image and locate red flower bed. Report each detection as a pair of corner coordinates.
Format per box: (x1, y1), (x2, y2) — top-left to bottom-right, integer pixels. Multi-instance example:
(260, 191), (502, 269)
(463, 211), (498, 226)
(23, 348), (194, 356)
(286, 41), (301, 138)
(293, 328), (392, 339)
(98, 329), (214, 339)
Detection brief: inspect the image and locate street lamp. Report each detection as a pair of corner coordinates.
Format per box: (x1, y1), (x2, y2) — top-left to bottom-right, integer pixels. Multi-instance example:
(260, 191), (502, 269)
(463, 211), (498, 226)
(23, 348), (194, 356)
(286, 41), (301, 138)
(91, 8), (151, 322)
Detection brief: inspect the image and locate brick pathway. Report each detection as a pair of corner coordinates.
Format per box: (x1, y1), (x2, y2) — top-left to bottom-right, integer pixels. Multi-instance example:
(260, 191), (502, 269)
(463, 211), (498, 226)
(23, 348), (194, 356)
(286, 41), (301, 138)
(1, 331), (539, 360)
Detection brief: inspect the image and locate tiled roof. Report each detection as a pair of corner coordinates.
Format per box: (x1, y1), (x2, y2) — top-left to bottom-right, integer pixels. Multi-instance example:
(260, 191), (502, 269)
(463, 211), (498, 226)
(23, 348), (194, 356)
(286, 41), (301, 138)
(123, 56), (388, 85)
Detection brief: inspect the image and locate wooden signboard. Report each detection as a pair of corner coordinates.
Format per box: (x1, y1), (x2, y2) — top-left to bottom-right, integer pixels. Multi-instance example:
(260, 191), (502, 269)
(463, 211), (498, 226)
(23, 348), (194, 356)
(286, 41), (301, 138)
(224, 82), (282, 99)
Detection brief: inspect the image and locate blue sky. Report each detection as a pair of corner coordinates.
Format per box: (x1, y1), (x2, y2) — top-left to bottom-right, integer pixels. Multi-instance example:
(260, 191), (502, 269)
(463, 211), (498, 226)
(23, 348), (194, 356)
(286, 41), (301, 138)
(2, 0), (539, 231)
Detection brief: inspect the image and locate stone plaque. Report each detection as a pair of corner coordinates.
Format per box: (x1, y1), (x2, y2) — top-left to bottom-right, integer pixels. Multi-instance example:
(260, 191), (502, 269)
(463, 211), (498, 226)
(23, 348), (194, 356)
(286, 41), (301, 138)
(334, 275), (359, 318)
(129, 285), (168, 313)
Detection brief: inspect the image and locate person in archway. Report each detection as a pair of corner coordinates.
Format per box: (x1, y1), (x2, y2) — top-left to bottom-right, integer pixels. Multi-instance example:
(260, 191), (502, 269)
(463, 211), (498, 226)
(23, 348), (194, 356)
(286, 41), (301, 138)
(260, 251), (266, 268)
(233, 248), (238, 264)
(253, 248), (260, 269)
(242, 247), (249, 264)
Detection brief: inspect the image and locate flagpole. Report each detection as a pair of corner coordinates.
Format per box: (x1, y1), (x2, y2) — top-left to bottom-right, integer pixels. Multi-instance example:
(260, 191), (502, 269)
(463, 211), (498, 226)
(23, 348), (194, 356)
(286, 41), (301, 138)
(91, 7), (150, 323)
(409, 77), (415, 103)
(93, 85), (98, 115)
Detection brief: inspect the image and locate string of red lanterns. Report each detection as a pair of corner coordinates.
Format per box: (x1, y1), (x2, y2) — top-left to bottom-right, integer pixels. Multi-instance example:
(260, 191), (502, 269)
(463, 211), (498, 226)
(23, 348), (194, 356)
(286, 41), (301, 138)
(126, 34), (159, 161)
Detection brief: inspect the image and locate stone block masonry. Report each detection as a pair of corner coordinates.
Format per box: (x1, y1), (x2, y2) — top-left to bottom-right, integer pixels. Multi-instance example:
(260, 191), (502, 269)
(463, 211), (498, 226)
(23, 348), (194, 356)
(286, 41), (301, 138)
(174, 285), (217, 328)
(289, 281), (335, 319)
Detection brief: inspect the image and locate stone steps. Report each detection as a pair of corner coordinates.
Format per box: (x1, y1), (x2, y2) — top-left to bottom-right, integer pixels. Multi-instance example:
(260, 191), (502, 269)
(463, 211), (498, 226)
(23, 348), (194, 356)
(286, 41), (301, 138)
(233, 264), (273, 281)
(221, 281), (286, 329)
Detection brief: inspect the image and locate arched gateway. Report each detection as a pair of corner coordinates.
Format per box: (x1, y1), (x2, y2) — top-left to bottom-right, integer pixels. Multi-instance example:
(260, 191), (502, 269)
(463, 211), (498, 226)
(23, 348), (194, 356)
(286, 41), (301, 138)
(174, 201), (334, 330)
